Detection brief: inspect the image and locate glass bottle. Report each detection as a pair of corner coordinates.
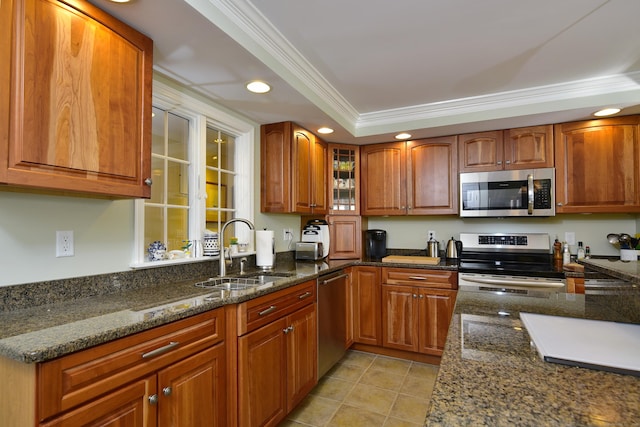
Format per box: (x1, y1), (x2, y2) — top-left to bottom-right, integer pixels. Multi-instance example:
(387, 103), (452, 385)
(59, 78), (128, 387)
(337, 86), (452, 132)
(577, 241), (585, 260)
(562, 242), (571, 265)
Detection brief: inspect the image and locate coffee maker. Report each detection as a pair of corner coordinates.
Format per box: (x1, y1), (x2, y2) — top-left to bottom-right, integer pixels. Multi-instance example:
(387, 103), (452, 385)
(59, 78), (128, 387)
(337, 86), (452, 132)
(365, 229), (387, 260)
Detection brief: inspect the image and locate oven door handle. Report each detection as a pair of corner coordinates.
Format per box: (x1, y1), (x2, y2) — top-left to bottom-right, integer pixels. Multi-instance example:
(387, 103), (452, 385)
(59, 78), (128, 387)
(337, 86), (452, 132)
(461, 276), (565, 289)
(527, 173), (534, 215)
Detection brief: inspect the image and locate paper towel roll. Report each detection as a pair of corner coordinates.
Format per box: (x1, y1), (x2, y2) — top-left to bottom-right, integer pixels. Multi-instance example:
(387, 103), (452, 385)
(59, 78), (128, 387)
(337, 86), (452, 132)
(256, 230), (275, 268)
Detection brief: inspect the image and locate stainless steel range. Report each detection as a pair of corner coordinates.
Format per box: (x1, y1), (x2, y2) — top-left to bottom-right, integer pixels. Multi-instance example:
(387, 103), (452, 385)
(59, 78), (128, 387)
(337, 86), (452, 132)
(458, 232), (566, 294)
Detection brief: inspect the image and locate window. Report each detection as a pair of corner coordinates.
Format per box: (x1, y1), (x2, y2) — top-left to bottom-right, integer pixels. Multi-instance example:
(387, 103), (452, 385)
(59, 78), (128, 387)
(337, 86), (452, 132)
(132, 78), (255, 266)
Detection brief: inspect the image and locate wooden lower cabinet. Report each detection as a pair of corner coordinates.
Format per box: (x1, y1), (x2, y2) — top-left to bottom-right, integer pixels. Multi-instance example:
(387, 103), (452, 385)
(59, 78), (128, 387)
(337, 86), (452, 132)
(381, 268), (457, 357)
(238, 303), (317, 427)
(37, 309), (226, 427)
(352, 266), (382, 345)
(40, 377), (155, 427)
(41, 344), (226, 427)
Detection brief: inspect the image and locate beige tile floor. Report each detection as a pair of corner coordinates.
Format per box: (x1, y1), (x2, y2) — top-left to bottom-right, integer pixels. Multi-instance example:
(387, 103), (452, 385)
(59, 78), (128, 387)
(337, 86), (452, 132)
(279, 350), (439, 427)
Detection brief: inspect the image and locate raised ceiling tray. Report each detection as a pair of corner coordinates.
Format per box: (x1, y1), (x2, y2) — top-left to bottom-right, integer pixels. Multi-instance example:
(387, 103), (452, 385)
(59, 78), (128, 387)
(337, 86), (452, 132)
(381, 255), (441, 265)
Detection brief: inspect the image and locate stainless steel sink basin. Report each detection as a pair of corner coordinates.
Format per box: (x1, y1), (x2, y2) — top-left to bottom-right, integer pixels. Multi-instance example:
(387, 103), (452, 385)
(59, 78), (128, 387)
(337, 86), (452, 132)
(194, 277), (265, 290)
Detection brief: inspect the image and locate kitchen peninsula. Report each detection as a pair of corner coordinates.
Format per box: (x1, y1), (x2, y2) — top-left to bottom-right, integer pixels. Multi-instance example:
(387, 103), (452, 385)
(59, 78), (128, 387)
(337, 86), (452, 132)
(426, 278), (640, 426)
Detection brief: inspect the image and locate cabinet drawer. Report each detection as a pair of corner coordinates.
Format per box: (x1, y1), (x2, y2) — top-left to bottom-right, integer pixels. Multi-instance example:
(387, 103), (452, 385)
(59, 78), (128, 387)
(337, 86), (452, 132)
(382, 268), (457, 289)
(38, 309), (224, 421)
(238, 280), (316, 335)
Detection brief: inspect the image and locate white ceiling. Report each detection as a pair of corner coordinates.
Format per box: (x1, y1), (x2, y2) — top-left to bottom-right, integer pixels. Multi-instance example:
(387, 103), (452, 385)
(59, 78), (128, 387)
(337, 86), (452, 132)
(90, 0), (640, 144)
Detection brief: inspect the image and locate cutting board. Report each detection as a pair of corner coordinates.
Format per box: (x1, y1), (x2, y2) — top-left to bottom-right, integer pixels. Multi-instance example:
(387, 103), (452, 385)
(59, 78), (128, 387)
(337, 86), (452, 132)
(381, 255), (441, 265)
(520, 312), (640, 377)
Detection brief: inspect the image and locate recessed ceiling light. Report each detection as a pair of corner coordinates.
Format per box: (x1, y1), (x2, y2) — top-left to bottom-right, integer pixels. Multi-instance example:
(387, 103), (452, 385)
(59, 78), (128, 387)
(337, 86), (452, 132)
(395, 133), (411, 140)
(108, 0), (132, 3)
(246, 81), (271, 94)
(593, 107), (621, 117)
(317, 127), (334, 134)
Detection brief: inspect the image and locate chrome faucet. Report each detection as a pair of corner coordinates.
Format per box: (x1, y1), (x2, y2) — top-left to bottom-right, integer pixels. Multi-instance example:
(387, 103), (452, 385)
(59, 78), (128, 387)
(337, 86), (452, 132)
(219, 218), (255, 277)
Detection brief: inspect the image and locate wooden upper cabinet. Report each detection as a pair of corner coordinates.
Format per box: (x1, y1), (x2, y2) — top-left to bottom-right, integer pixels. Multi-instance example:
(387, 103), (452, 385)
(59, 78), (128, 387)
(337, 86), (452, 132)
(505, 125), (554, 170)
(458, 131), (503, 172)
(328, 143), (360, 214)
(261, 122), (327, 214)
(361, 137), (457, 215)
(360, 142), (407, 215)
(554, 116), (640, 213)
(459, 126), (553, 172)
(0, 0), (153, 198)
(327, 215), (362, 259)
(407, 136), (458, 215)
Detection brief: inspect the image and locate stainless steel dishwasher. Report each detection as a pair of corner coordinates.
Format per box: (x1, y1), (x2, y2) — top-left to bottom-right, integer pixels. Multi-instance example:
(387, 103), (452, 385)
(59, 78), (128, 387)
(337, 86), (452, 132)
(317, 269), (349, 378)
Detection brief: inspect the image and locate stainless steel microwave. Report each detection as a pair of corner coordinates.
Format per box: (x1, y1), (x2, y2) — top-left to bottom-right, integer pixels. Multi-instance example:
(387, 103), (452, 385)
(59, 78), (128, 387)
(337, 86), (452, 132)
(459, 168), (555, 217)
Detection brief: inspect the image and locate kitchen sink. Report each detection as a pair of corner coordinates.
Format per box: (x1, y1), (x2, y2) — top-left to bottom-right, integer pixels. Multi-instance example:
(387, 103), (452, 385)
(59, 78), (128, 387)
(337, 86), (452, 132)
(195, 277), (265, 290)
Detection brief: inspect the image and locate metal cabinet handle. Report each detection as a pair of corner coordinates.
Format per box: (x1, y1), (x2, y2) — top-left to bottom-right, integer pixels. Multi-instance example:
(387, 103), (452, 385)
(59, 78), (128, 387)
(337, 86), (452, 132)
(298, 291), (312, 299)
(419, 294), (424, 299)
(527, 173), (534, 215)
(408, 276), (427, 280)
(144, 178), (153, 186)
(141, 341), (179, 359)
(322, 273), (349, 285)
(163, 386), (172, 396)
(148, 394), (159, 405)
(259, 305), (277, 316)
(412, 294), (417, 298)
(283, 325), (294, 334)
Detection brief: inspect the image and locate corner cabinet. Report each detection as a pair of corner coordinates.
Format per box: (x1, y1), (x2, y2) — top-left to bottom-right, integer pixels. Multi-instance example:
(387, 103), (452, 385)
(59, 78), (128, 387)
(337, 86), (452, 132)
(361, 136), (458, 215)
(554, 116), (640, 213)
(261, 122), (328, 214)
(329, 143), (360, 214)
(458, 126), (553, 172)
(352, 266), (382, 346)
(0, 0), (153, 198)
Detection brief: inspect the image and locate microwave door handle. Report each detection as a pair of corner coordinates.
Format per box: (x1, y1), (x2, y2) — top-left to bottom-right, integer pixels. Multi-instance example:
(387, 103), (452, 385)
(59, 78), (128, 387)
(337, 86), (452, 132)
(527, 174), (534, 215)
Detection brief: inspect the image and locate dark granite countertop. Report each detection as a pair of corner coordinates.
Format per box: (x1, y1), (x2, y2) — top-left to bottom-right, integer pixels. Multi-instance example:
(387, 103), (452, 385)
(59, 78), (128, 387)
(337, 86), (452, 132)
(0, 257), (456, 364)
(0, 267), (325, 363)
(426, 289), (640, 426)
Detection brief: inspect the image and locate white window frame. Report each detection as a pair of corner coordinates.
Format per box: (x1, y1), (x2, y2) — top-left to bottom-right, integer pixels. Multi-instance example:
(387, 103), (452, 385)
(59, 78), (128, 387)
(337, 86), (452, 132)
(131, 78), (255, 267)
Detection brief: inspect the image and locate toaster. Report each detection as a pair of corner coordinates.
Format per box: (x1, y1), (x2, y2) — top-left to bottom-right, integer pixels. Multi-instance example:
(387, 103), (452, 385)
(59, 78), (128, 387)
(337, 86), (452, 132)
(295, 242), (324, 260)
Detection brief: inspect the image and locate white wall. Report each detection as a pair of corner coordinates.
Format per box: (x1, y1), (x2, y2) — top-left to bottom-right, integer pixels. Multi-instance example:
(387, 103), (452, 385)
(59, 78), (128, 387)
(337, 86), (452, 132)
(368, 214), (636, 257)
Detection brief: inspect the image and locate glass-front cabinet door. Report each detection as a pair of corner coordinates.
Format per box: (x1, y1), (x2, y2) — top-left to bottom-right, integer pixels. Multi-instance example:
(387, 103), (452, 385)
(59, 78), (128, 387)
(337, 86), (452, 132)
(329, 144), (359, 214)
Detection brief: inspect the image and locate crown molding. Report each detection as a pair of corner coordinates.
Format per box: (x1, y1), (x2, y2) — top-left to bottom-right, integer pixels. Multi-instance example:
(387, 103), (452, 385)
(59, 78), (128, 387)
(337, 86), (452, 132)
(186, 0), (640, 137)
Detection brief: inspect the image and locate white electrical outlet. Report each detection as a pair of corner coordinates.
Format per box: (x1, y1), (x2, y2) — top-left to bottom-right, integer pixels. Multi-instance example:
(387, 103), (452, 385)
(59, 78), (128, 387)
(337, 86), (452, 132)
(56, 230), (74, 257)
(428, 230), (436, 241)
(283, 228), (293, 241)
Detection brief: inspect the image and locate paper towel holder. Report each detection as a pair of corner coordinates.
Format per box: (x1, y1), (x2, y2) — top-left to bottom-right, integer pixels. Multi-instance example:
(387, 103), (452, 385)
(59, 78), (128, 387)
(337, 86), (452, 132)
(256, 228), (276, 271)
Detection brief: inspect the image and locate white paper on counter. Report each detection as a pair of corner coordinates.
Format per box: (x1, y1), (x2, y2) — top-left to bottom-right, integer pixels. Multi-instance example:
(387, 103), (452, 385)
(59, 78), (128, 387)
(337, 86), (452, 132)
(520, 312), (640, 377)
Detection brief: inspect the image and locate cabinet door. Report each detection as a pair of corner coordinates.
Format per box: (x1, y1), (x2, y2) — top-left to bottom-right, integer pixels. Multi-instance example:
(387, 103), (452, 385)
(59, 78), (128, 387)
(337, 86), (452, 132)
(381, 284), (419, 352)
(157, 344), (226, 427)
(292, 127), (314, 213)
(458, 131), (504, 172)
(40, 377), (156, 427)
(361, 142), (407, 215)
(505, 125), (554, 170)
(407, 136), (458, 215)
(328, 143), (360, 214)
(260, 122), (292, 212)
(286, 304), (318, 412)
(311, 136), (329, 214)
(418, 289), (457, 356)
(554, 116), (640, 213)
(327, 215), (362, 259)
(1, 0), (152, 198)
(352, 266), (381, 345)
(238, 318), (288, 427)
